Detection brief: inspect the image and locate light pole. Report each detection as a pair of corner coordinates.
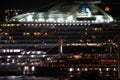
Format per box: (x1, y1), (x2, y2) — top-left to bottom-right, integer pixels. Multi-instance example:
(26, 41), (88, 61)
(58, 39), (63, 55)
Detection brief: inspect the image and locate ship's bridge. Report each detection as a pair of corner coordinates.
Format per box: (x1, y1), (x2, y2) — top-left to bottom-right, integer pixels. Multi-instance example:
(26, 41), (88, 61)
(11, 2), (114, 24)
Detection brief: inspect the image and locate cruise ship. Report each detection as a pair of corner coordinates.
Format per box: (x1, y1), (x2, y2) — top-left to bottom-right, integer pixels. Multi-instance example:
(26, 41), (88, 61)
(0, 0), (119, 78)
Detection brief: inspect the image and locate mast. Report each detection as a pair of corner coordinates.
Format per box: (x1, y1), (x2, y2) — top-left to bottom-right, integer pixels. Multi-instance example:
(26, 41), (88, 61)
(58, 39), (63, 55)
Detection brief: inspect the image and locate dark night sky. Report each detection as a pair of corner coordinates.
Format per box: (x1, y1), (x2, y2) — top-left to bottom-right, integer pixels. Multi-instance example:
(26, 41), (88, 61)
(0, 0), (56, 9)
(0, 0), (120, 8)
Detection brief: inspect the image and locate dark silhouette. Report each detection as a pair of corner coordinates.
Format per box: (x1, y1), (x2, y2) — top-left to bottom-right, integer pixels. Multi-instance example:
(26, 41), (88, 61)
(69, 75), (80, 80)
(85, 73), (103, 80)
(105, 76), (111, 80)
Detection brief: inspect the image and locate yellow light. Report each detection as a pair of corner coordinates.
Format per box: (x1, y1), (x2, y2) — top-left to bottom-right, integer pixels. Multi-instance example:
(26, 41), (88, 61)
(105, 6), (110, 12)
(73, 55), (81, 59)
(34, 32), (41, 36)
(23, 32), (30, 36)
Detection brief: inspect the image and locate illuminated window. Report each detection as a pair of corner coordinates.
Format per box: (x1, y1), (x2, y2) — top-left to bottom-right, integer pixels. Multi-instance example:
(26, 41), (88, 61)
(9, 36), (13, 40)
(7, 24), (11, 26)
(0, 29), (2, 32)
(10, 49), (13, 53)
(34, 45), (38, 48)
(23, 32), (30, 36)
(93, 28), (102, 31)
(108, 39), (112, 42)
(85, 28), (88, 31)
(5, 10), (8, 13)
(16, 24), (20, 26)
(34, 32), (41, 36)
(3, 49), (6, 53)
(44, 32), (48, 36)
(12, 40), (16, 43)
(14, 49), (20, 52)
(79, 39), (84, 42)
(84, 32), (87, 35)
(5, 40), (9, 43)
(4, 32), (8, 35)
(26, 32), (30, 35)
(11, 24), (14, 26)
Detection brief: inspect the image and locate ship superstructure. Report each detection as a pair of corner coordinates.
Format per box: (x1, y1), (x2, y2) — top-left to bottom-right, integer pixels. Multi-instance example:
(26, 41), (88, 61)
(0, 1), (119, 77)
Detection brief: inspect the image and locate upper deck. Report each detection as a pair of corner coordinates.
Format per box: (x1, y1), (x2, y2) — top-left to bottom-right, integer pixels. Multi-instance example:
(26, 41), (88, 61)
(10, 1), (113, 24)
